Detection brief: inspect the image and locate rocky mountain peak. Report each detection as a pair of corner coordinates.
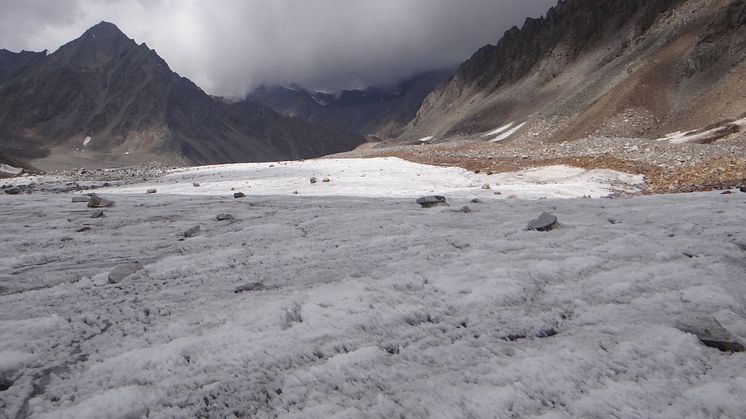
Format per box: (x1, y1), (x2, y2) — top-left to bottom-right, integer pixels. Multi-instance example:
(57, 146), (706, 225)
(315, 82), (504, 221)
(51, 21), (137, 66)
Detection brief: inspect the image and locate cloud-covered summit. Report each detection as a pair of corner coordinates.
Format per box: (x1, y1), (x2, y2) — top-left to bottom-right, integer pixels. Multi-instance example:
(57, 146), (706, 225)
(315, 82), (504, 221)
(1, 0), (555, 97)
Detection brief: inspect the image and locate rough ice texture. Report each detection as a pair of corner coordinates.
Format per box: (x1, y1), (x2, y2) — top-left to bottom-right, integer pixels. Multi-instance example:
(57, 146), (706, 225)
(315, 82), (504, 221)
(0, 158), (744, 418)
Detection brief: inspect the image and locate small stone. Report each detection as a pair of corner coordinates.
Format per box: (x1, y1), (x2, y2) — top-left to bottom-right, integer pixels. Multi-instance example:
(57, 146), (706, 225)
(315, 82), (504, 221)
(482, 184), (491, 190)
(740, 186), (746, 193)
(183, 225), (200, 238)
(146, 189), (157, 194)
(721, 191), (732, 195)
(471, 198), (482, 204)
(108, 262), (143, 284)
(677, 314), (745, 352)
(322, 178), (331, 183)
(234, 282), (265, 293)
(216, 213), (234, 221)
(416, 195), (448, 208)
(3, 187), (21, 195)
(527, 212), (559, 232)
(72, 196), (90, 203)
(234, 192), (246, 198)
(60, 236), (73, 242)
(193, 182), (200, 187)
(310, 177), (318, 184)
(90, 210), (105, 219)
(293, 190), (299, 195)
(460, 206), (472, 213)
(88, 195), (114, 208)
(76, 226), (91, 232)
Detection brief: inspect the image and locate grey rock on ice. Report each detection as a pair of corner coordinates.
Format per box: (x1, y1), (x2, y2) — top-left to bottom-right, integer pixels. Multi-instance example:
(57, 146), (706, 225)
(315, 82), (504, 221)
(234, 282), (265, 293)
(216, 213), (234, 221)
(417, 195), (448, 208)
(676, 313), (746, 352)
(183, 225), (201, 238)
(108, 262), (143, 284)
(88, 195), (114, 208)
(527, 212), (559, 231)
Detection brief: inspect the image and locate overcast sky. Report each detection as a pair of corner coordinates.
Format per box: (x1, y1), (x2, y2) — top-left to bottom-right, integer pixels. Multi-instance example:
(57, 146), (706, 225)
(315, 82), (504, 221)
(1, 0), (556, 97)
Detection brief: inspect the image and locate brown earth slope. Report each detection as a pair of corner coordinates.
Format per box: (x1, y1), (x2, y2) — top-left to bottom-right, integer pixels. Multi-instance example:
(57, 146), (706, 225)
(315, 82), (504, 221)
(401, 0), (746, 143)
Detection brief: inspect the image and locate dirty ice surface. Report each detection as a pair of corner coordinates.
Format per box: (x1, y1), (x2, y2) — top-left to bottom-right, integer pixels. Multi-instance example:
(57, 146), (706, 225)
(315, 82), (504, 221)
(93, 158), (646, 200)
(1, 158), (745, 418)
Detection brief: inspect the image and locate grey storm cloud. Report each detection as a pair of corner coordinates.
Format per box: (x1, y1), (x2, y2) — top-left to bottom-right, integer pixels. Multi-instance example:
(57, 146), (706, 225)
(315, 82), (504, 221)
(0, 0), (556, 97)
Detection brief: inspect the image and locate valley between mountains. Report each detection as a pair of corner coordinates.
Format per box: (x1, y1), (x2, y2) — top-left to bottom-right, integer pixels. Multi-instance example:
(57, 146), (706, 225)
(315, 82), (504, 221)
(1, 0), (745, 417)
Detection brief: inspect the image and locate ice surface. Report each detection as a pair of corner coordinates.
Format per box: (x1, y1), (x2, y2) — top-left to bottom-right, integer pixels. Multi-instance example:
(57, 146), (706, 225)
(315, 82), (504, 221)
(0, 159), (744, 417)
(89, 158), (645, 200)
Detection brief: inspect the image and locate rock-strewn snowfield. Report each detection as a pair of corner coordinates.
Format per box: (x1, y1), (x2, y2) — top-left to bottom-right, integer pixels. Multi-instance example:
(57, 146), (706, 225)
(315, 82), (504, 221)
(1, 158), (745, 418)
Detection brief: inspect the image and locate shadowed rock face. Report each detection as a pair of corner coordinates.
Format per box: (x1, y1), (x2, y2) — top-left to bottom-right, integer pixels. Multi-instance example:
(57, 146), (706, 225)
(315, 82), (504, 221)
(0, 22), (364, 168)
(403, 0), (746, 142)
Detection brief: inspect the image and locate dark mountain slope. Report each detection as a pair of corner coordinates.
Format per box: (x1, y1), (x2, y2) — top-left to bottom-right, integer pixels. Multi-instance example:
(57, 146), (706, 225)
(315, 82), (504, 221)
(0, 22), (363, 169)
(0, 49), (46, 85)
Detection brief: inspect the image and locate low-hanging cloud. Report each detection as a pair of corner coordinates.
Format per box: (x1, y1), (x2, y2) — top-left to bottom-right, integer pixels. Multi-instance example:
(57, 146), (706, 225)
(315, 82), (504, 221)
(1, 0), (556, 97)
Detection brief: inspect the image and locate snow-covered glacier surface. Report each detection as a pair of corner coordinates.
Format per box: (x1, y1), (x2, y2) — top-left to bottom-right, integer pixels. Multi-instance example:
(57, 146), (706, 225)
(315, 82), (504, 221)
(1, 158), (744, 418)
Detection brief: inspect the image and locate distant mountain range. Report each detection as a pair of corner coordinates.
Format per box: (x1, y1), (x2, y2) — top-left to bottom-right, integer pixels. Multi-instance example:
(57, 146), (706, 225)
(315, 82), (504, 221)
(0, 22), (364, 169)
(247, 69), (453, 139)
(401, 0), (746, 143)
(3, 0), (742, 171)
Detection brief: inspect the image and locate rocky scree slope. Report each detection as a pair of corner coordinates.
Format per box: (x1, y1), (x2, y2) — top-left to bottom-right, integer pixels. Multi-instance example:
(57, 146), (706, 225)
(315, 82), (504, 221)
(0, 22), (364, 169)
(402, 0), (746, 143)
